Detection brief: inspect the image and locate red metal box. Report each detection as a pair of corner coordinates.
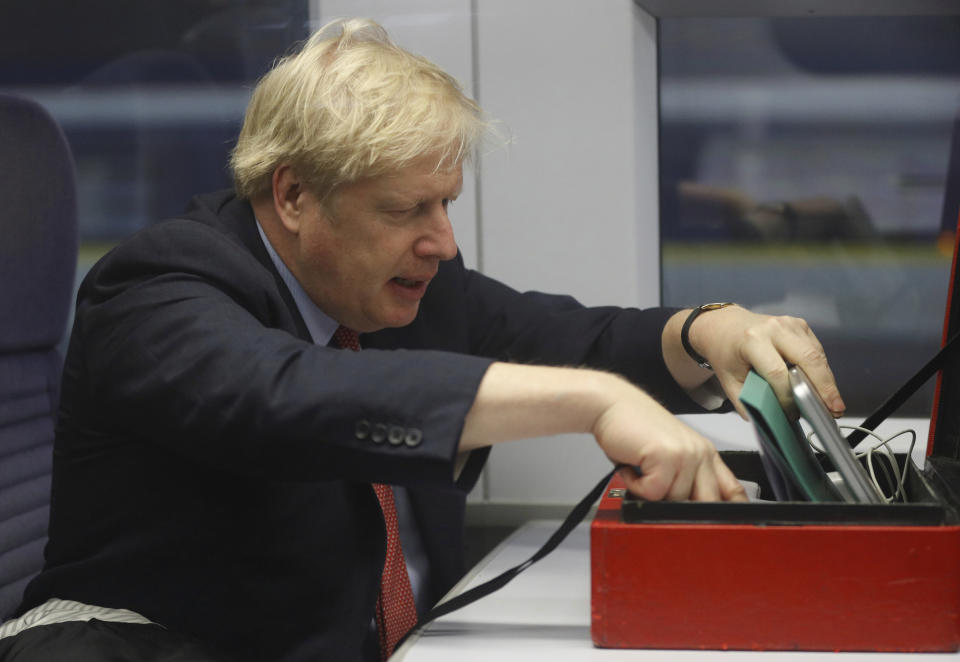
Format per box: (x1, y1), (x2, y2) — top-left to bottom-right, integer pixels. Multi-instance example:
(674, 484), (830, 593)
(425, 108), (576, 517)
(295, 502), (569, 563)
(592, 194), (960, 651)
(591, 459), (960, 652)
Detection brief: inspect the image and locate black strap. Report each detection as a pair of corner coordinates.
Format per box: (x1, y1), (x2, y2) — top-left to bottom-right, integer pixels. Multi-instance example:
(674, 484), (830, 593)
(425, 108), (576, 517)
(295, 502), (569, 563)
(846, 332), (960, 447)
(402, 466), (617, 642)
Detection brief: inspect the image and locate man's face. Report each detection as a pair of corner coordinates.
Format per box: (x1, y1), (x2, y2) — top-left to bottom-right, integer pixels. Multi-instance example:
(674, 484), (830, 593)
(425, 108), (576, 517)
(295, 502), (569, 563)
(292, 157), (462, 333)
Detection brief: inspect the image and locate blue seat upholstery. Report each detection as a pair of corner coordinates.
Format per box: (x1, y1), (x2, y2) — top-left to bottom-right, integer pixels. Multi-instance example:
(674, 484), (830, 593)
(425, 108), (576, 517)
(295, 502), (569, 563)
(0, 93), (78, 619)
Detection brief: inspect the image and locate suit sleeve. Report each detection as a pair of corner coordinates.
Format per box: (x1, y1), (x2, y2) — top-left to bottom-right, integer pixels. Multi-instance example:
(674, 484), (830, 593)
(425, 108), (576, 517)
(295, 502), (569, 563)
(457, 264), (717, 413)
(66, 221), (493, 490)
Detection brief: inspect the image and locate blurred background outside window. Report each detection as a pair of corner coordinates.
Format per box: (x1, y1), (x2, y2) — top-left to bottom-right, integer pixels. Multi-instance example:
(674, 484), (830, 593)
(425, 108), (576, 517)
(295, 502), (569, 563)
(659, 16), (960, 416)
(0, 0), (309, 269)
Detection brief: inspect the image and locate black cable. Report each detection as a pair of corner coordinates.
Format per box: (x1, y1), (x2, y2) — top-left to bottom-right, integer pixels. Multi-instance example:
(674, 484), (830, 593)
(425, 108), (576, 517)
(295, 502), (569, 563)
(846, 332), (960, 448)
(401, 466), (617, 644)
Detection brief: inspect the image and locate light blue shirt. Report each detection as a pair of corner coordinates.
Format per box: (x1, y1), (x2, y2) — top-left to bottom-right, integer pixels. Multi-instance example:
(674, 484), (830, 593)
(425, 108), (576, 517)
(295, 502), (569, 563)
(254, 219), (432, 615)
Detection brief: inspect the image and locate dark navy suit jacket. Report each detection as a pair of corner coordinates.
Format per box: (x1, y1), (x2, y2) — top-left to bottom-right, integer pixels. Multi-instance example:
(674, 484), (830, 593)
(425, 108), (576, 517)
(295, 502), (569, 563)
(20, 191), (703, 661)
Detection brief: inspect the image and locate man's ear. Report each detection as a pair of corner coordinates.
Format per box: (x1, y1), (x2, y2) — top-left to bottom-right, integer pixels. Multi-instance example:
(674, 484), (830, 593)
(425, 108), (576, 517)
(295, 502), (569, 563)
(272, 164), (305, 234)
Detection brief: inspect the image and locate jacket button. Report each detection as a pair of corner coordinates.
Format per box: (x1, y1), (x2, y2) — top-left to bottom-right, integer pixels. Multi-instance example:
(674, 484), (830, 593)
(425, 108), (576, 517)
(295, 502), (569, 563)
(388, 426), (405, 446)
(371, 423), (388, 444)
(355, 420), (371, 440)
(404, 428), (423, 447)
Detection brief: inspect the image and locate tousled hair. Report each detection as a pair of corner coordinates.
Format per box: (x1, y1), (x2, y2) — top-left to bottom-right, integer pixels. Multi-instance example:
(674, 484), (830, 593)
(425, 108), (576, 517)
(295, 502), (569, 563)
(230, 18), (488, 201)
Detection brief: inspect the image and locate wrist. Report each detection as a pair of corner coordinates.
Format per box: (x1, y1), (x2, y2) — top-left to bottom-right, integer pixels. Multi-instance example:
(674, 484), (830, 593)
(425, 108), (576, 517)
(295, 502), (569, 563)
(588, 372), (655, 440)
(538, 367), (634, 438)
(680, 302), (736, 370)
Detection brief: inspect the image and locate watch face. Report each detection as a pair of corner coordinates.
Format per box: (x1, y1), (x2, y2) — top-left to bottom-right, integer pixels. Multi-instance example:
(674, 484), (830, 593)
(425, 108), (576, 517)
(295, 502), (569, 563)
(701, 302), (734, 311)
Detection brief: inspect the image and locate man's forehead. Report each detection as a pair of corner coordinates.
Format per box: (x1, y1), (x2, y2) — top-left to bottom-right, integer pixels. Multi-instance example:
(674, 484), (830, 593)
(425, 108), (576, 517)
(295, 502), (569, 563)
(374, 162), (463, 195)
(325, 163), (461, 213)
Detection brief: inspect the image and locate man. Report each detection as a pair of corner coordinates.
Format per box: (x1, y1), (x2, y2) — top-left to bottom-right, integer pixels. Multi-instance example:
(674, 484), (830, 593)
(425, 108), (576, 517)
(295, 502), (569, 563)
(7, 18), (844, 662)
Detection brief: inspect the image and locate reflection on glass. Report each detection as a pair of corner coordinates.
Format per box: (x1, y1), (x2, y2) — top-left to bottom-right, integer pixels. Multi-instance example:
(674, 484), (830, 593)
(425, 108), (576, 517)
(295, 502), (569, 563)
(659, 16), (960, 415)
(0, 1), (309, 244)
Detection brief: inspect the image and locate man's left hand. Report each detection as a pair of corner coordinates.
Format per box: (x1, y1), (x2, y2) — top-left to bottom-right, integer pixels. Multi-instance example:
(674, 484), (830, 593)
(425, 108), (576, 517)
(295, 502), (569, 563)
(664, 305), (845, 419)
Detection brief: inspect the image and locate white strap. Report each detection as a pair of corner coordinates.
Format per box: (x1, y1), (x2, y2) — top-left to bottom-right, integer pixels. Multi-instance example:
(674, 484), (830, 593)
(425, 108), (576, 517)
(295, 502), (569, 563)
(0, 598), (153, 640)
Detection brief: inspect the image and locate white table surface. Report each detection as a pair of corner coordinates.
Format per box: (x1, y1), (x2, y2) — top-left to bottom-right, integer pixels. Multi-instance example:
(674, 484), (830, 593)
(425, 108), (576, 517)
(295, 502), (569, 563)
(394, 520), (958, 661)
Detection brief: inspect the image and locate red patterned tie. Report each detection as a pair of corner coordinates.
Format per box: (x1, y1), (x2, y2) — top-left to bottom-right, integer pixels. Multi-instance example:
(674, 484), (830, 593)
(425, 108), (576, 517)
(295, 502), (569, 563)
(332, 325), (418, 659)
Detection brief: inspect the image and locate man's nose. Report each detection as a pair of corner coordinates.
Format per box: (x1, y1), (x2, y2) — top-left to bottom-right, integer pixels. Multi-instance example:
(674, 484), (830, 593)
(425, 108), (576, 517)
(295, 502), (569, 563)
(415, 205), (458, 261)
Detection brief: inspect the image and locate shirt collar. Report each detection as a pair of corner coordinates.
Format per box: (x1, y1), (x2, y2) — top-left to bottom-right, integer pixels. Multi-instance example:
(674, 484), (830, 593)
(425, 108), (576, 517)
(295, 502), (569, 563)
(254, 218), (339, 346)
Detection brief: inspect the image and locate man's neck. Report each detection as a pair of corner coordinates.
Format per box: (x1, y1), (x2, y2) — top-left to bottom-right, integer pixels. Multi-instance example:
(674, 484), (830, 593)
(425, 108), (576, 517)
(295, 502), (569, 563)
(253, 206), (339, 346)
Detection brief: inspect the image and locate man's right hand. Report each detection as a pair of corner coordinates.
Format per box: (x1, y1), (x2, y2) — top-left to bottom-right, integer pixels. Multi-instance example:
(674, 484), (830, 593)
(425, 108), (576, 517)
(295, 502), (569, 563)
(590, 379), (746, 501)
(459, 362), (746, 502)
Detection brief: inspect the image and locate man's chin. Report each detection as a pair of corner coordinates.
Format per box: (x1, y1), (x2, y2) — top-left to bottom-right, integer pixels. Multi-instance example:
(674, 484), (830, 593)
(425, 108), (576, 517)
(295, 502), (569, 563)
(377, 305), (421, 330)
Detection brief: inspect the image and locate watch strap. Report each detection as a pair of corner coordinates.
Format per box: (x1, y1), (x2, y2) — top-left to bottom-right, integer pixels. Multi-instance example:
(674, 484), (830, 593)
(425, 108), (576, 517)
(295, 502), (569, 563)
(680, 302), (735, 370)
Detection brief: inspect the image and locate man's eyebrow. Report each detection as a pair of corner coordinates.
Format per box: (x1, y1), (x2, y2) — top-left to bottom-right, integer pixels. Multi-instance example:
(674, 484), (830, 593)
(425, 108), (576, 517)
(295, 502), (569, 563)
(375, 194), (419, 208)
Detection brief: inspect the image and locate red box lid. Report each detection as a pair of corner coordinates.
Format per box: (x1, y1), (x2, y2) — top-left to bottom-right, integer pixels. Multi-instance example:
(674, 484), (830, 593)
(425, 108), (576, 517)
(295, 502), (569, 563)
(928, 113), (960, 460)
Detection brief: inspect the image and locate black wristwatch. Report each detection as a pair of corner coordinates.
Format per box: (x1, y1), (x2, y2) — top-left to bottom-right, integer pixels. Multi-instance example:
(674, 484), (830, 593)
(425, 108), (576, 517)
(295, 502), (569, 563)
(680, 302), (736, 370)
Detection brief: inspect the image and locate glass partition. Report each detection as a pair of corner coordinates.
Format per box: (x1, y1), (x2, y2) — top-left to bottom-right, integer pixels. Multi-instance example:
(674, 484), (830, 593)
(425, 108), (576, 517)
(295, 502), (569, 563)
(659, 16), (960, 415)
(0, 1), (309, 246)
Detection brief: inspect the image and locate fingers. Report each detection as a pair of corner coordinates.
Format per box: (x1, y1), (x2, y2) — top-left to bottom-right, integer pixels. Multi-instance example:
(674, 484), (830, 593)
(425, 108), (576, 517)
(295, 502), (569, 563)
(688, 460), (720, 502)
(735, 317), (801, 415)
(717, 372), (751, 420)
(789, 341), (845, 417)
(619, 454), (747, 503)
(713, 453), (748, 502)
(731, 314), (845, 418)
(616, 441), (744, 503)
(594, 387), (745, 504)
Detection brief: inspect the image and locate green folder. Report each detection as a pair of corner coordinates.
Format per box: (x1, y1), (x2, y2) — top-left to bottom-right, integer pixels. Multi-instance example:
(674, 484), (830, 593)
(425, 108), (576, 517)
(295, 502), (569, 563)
(739, 370), (842, 502)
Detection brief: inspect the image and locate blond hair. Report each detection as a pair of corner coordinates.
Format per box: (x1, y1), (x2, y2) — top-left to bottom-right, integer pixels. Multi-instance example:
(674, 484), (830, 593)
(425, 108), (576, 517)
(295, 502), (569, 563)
(230, 18), (487, 201)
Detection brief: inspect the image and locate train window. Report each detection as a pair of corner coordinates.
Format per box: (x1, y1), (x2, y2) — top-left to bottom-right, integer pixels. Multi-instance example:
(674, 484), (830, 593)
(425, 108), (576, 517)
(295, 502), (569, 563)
(0, 1), (309, 249)
(659, 16), (960, 415)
